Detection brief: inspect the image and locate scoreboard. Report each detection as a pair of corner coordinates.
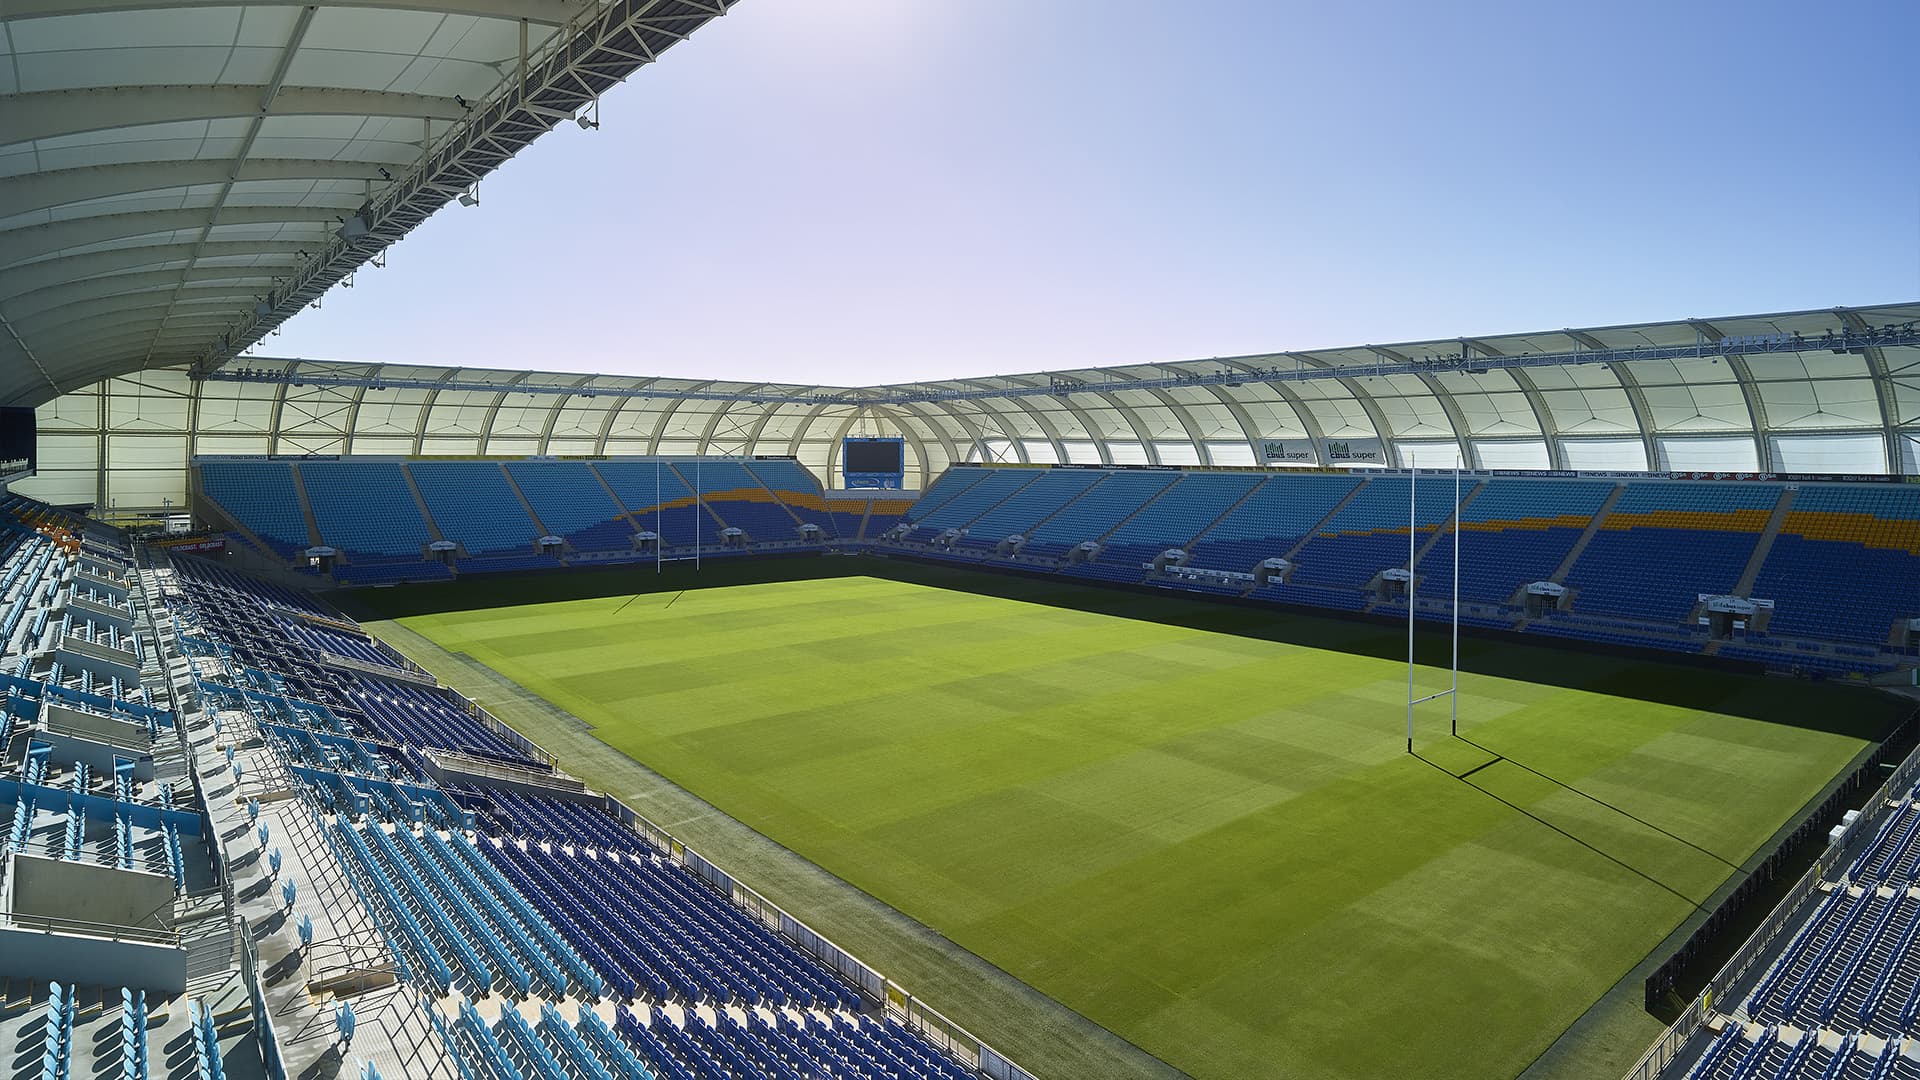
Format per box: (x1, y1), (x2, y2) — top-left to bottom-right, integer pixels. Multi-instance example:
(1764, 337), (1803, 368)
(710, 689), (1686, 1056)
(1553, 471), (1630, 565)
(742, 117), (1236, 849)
(841, 437), (905, 489)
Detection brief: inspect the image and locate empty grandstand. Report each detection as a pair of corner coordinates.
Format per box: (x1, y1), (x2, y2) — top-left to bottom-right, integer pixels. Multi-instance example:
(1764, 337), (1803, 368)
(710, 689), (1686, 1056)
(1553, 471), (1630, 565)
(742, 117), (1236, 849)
(0, 0), (1913, 1074)
(5, 304), (1920, 1080)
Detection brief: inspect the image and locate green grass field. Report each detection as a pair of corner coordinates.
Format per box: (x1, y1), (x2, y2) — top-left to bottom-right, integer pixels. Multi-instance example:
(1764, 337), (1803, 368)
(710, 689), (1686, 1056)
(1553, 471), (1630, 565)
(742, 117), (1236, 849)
(364, 560), (1897, 1080)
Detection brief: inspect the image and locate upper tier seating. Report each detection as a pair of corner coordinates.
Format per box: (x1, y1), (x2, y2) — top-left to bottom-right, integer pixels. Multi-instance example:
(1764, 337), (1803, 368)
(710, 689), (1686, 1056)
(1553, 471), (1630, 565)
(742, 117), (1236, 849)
(954, 469), (1109, 550)
(409, 461), (539, 555)
(1287, 476), (1460, 590)
(747, 460), (836, 534)
(1100, 472), (1263, 566)
(1024, 470), (1180, 555)
(898, 467), (989, 526)
(302, 460), (434, 561)
(592, 460), (708, 547)
(195, 456), (844, 581)
(199, 460), (309, 555)
(1752, 485), (1920, 645)
(1182, 472), (1362, 571)
(1416, 479), (1616, 603)
(506, 461), (630, 552)
(903, 467), (1041, 538)
(683, 460), (802, 541)
(1564, 482), (1781, 622)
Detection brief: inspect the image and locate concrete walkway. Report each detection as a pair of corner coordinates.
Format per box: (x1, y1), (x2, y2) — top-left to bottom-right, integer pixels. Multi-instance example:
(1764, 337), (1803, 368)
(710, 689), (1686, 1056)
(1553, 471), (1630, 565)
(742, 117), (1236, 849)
(196, 690), (456, 1080)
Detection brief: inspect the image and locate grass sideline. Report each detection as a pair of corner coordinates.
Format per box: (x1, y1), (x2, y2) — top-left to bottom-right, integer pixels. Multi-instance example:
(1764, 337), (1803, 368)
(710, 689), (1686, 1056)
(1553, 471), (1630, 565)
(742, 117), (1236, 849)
(357, 558), (1900, 1080)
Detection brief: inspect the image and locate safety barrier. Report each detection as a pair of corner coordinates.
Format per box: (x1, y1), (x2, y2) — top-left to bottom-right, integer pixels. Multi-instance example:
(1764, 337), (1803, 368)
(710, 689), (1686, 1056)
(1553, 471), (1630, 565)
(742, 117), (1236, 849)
(1622, 728), (1920, 1080)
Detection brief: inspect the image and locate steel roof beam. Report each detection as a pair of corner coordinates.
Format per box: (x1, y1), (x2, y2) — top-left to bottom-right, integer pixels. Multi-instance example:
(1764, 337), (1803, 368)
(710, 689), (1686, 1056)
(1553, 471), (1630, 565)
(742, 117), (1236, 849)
(0, 208), (338, 269)
(4, 267), (282, 319)
(203, 326), (1920, 409)
(1836, 308), (1906, 470)
(0, 242), (304, 301)
(0, 85), (472, 148)
(1, 0), (582, 24)
(12, 292), (270, 337)
(0, 158), (410, 219)
(31, 312), (235, 355)
(142, 6), (320, 364)
(206, 0), (738, 368)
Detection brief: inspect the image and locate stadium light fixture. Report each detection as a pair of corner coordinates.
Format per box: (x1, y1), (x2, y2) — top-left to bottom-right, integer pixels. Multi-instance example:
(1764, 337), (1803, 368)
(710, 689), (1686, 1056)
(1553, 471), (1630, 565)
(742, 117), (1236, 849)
(576, 99), (600, 130)
(458, 183), (480, 208)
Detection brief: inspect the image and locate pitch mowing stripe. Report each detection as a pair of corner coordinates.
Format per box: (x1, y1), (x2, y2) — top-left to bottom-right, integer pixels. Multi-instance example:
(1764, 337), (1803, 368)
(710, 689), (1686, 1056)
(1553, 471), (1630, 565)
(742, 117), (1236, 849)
(389, 570), (1888, 1080)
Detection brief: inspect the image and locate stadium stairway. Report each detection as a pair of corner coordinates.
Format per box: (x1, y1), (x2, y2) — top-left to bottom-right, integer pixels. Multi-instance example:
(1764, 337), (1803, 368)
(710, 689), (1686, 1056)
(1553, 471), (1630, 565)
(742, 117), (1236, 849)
(1732, 488), (1796, 598)
(497, 464), (555, 539)
(133, 521), (1010, 1080)
(289, 462), (325, 551)
(400, 463), (447, 543)
(1409, 478), (1485, 568)
(1545, 483), (1627, 583)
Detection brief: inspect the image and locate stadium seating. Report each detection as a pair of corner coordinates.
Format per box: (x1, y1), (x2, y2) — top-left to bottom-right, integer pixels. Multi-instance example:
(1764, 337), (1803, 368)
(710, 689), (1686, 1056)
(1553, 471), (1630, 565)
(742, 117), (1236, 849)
(953, 468), (1108, 551)
(902, 467), (1044, 540)
(1099, 471), (1264, 566)
(1752, 485), (1920, 645)
(301, 460), (435, 562)
(1182, 473), (1361, 571)
(1416, 479), (1617, 603)
(1563, 482), (1781, 622)
(1285, 475), (1460, 590)
(199, 459), (310, 555)
(897, 466), (989, 526)
(683, 459), (805, 542)
(195, 454), (1918, 672)
(409, 461), (541, 556)
(747, 459), (838, 535)
(195, 456), (847, 581)
(506, 461), (631, 552)
(591, 459), (707, 548)
(141, 528), (986, 1080)
(1023, 470), (1180, 555)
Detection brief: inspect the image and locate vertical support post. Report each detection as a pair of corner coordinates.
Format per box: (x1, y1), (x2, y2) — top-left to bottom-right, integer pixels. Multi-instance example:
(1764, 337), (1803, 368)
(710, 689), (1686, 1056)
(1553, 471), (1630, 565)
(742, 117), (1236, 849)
(1406, 466), (1415, 754)
(1452, 465), (1460, 736)
(518, 19), (528, 104)
(654, 457), (661, 575)
(695, 456), (701, 571)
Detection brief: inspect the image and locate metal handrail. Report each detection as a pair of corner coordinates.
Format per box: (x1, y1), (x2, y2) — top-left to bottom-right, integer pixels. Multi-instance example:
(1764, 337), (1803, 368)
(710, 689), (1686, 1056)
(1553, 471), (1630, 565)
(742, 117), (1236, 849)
(1, 911), (181, 947)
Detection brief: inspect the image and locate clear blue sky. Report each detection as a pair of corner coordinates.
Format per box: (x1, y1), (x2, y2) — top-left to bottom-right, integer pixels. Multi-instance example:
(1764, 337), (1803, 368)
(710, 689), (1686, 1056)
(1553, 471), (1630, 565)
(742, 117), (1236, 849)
(270, 0), (1920, 385)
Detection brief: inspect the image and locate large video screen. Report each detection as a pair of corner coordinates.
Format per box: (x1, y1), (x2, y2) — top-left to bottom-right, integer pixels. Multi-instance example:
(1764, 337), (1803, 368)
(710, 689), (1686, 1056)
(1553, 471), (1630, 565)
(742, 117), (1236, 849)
(0, 407), (34, 471)
(843, 439), (903, 474)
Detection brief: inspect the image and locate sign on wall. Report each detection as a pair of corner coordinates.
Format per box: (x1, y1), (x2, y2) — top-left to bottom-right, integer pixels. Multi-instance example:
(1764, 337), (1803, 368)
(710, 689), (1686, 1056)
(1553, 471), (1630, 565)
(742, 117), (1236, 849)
(1259, 440), (1316, 464)
(1321, 438), (1385, 465)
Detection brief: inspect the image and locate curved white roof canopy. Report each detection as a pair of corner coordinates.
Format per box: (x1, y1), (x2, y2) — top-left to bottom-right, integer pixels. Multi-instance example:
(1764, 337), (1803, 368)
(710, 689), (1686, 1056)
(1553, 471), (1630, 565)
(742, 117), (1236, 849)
(19, 303), (1920, 510)
(0, 0), (736, 407)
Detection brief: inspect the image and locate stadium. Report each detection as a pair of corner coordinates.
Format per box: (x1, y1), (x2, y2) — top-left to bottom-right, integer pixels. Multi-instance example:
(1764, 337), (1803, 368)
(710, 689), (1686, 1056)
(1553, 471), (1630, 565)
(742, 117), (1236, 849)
(0, 3), (1916, 1080)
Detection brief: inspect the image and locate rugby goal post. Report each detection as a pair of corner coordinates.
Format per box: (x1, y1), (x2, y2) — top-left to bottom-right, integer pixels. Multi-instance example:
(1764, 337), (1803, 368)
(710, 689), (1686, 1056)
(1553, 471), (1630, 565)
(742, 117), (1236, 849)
(1406, 465), (1462, 753)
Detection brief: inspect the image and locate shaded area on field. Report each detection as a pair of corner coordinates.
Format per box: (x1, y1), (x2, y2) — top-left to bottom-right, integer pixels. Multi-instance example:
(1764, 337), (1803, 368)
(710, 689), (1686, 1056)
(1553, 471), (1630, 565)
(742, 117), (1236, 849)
(354, 554), (1896, 744)
(358, 566), (1910, 1080)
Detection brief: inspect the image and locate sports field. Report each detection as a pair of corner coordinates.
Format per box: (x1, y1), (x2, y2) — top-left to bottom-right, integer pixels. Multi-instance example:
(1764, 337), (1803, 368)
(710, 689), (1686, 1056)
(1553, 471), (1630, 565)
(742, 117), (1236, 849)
(364, 560), (1894, 1080)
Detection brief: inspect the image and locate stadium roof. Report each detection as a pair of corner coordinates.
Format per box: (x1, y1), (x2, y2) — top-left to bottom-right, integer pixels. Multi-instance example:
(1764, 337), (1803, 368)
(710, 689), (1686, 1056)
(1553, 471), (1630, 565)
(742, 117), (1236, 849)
(17, 302), (1919, 511)
(0, 0), (736, 407)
